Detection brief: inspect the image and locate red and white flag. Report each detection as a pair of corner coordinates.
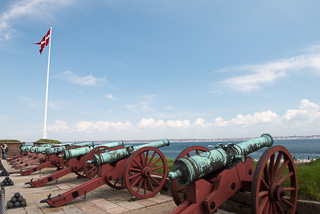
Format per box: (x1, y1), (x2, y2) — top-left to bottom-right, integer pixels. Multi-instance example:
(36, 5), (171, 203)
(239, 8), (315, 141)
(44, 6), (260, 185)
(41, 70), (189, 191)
(34, 28), (51, 54)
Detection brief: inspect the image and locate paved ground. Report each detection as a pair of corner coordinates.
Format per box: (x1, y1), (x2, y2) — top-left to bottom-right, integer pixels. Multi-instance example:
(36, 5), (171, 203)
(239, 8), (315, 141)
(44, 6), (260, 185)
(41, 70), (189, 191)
(1, 159), (235, 214)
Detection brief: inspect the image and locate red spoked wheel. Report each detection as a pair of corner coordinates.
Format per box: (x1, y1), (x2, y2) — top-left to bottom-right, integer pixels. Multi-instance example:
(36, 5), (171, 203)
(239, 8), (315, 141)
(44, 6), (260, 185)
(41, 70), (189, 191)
(251, 145), (298, 214)
(170, 146), (210, 205)
(124, 147), (167, 199)
(83, 146), (112, 179)
(106, 175), (126, 190)
(59, 145), (81, 168)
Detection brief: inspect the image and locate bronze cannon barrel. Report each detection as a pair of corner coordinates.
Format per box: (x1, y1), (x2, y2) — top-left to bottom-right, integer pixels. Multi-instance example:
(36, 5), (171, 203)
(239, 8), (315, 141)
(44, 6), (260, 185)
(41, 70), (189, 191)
(168, 134), (273, 185)
(89, 139), (170, 166)
(45, 142), (93, 155)
(62, 141), (124, 160)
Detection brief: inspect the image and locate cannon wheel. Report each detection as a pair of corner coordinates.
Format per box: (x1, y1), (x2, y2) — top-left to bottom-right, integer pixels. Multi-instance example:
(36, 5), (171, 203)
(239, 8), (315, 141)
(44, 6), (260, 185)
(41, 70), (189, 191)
(251, 145), (298, 214)
(124, 147), (167, 199)
(58, 145), (82, 168)
(170, 146), (210, 206)
(83, 146), (112, 179)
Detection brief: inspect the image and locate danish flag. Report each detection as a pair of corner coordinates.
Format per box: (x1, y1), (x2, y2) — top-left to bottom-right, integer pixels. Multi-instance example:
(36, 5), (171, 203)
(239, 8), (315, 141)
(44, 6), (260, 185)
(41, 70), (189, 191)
(34, 28), (51, 54)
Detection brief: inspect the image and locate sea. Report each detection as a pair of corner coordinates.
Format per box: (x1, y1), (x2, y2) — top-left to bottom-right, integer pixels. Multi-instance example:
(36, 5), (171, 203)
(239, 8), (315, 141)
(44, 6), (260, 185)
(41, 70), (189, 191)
(100, 138), (320, 160)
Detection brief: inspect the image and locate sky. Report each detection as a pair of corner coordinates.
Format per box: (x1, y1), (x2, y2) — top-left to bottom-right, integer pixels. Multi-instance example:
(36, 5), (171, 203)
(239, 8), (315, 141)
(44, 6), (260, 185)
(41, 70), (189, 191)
(0, 0), (320, 142)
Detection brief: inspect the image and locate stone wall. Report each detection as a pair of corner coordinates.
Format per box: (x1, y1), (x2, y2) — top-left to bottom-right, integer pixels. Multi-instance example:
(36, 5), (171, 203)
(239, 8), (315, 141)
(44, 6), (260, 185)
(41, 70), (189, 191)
(0, 142), (23, 158)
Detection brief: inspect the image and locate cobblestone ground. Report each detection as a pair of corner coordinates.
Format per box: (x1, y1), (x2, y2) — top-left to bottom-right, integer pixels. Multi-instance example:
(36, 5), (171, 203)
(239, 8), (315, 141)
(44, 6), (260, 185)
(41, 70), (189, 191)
(1, 159), (236, 214)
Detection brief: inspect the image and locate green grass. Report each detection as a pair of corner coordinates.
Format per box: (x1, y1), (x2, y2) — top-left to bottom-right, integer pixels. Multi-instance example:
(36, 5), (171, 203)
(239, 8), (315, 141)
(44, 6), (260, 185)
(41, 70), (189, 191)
(166, 157), (320, 201)
(296, 159), (320, 201)
(35, 139), (61, 144)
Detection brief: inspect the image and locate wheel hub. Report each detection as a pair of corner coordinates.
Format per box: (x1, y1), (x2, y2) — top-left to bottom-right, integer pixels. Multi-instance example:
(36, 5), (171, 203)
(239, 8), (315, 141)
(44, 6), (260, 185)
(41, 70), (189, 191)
(269, 183), (285, 202)
(142, 167), (151, 178)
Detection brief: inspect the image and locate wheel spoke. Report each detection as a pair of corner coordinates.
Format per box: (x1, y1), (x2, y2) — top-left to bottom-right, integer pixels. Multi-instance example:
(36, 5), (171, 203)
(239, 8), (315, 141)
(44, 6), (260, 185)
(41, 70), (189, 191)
(151, 165), (164, 171)
(139, 153), (146, 167)
(135, 177), (143, 193)
(130, 174), (142, 187)
(147, 152), (156, 166)
(271, 202), (277, 214)
(151, 172), (165, 177)
(259, 196), (269, 213)
(275, 159), (289, 182)
(274, 152), (283, 172)
(129, 172), (141, 180)
(263, 165), (270, 185)
(144, 178), (147, 195)
(263, 201), (270, 214)
(149, 157), (161, 168)
(275, 201), (285, 214)
(284, 187), (296, 191)
(129, 167), (142, 173)
(261, 177), (269, 189)
(133, 158), (143, 169)
(186, 153), (191, 157)
(278, 172), (293, 185)
(150, 175), (161, 186)
(113, 177), (120, 186)
(145, 151), (149, 167)
(258, 190), (268, 198)
(147, 177), (155, 192)
(269, 153), (275, 182)
(283, 199), (294, 207)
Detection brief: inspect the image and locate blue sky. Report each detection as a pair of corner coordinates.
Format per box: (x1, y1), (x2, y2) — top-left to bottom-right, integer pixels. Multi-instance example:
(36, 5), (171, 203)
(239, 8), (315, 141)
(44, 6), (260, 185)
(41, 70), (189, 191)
(0, 0), (320, 142)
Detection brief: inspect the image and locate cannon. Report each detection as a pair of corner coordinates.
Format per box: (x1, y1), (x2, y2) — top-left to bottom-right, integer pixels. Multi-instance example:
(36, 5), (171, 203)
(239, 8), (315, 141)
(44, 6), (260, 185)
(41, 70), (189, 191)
(11, 143), (82, 170)
(40, 139), (170, 207)
(20, 142), (95, 176)
(27, 141), (124, 187)
(9, 143), (73, 166)
(168, 134), (298, 214)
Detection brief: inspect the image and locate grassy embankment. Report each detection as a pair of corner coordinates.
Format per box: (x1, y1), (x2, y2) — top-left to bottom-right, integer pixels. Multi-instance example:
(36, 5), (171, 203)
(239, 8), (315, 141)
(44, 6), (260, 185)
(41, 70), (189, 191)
(165, 157), (320, 201)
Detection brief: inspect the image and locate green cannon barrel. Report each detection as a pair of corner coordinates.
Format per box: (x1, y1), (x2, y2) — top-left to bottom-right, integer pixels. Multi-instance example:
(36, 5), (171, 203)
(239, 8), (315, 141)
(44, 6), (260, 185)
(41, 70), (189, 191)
(63, 141), (124, 160)
(45, 142), (94, 155)
(90, 139), (170, 166)
(33, 143), (70, 154)
(35, 144), (72, 154)
(20, 145), (32, 152)
(168, 134), (273, 185)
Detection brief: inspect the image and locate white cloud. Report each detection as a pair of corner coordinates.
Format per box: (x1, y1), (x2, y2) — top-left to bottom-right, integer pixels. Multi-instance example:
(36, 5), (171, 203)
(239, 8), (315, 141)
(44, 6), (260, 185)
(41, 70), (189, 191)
(73, 121), (94, 132)
(282, 99), (320, 121)
(0, 0), (75, 41)
(47, 120), (69, 132)
(218, 53), (320, 92)
(166, 119), (190, 128)
(230, 110), (280, 126)
(58, 70), (107, 86)
(44, 99), (320, 139)
(214, 117), (230, 127)
(105, 94), (114, 100)
(194, 118), (213, 128)
(92, 121), (133, 131)
(138, 118), (165, 128)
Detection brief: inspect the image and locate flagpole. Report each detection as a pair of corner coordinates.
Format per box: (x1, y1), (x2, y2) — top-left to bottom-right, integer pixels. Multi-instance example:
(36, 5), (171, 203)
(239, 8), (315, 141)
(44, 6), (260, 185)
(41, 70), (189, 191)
(43, 24), (52, 139)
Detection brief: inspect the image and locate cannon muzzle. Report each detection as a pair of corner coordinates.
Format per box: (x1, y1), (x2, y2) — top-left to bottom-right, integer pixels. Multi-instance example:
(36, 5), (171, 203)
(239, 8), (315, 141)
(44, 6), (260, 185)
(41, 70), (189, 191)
(168, 134), (273, 185)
